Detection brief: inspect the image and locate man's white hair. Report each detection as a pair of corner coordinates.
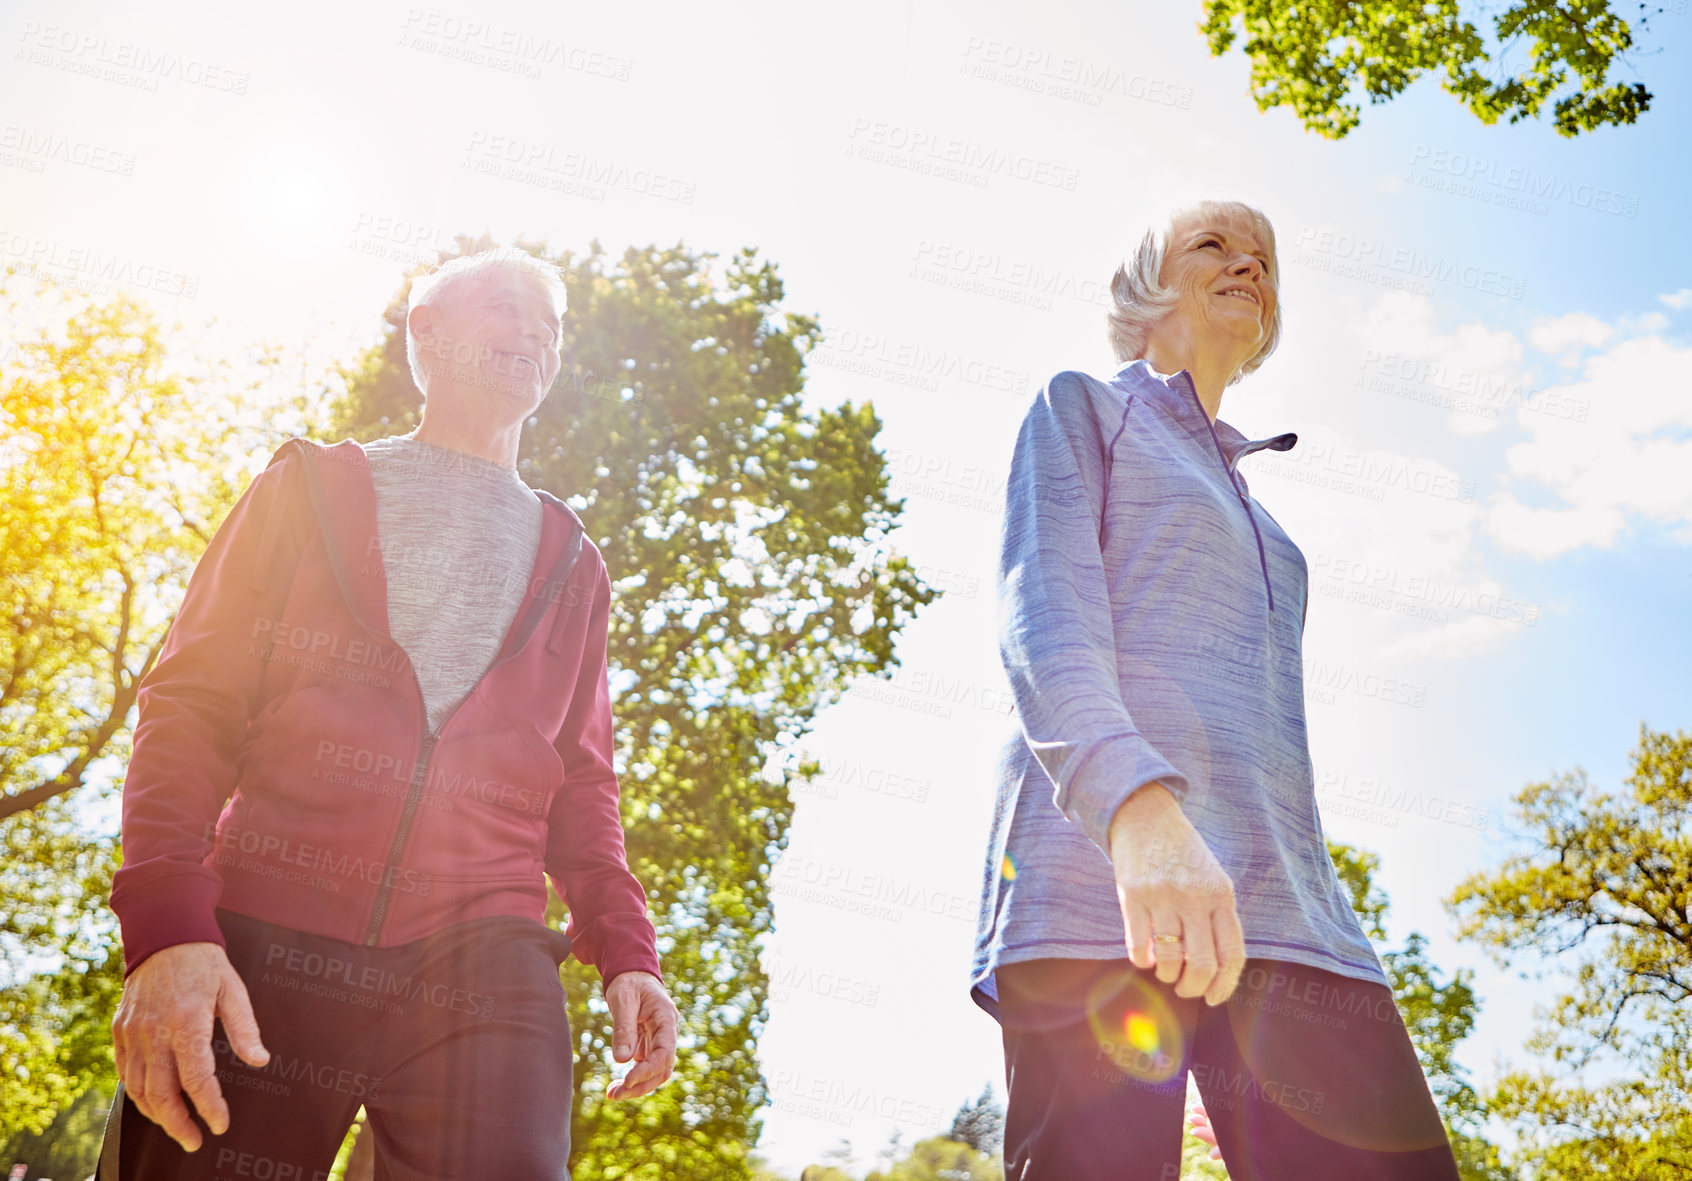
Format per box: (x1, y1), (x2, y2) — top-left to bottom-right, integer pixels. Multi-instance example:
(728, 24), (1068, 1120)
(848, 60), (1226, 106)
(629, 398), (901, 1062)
(1105, 200), (1282, 385)
(404, 246), (568, 394)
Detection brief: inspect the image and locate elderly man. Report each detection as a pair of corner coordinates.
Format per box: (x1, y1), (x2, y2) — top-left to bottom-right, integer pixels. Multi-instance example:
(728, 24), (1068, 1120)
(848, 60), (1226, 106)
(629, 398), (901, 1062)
(99, 247), (677, 1180)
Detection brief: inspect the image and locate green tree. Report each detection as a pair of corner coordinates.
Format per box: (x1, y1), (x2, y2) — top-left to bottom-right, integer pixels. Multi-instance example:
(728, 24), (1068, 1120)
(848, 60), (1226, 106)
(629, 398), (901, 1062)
(329, 239), (933, 1179)
(0, 275), (288, 1143)
(1181, 1121), (1231, 1180)
(0, 1082), (115, 1181)
(1448, 723), (1692, 1178)
(0, 274), (273, 824)
(1199, 0), (1653, 138)
(0, 800), (122, 1142)
(863, 1135), (1003, 1181)
(1328, 841), (1514, 1180)
(946, 1085), (1003, 1156)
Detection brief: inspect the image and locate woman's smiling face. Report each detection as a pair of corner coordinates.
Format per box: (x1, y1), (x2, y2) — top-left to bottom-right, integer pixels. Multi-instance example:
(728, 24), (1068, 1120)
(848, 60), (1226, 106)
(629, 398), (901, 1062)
(1156, 209), (1278, 360)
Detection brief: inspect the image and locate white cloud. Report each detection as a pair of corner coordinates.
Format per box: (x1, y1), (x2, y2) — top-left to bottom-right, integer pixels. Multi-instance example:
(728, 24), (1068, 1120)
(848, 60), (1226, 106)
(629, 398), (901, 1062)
(1487, 333), (1692, 559)
(1246, 416), (1517, 666)
(1528, 312), (1614, 367)
(1619, 310), (1671, 336)
(1348, 291), (1531, 437)
(1660, 288), (1692, 312)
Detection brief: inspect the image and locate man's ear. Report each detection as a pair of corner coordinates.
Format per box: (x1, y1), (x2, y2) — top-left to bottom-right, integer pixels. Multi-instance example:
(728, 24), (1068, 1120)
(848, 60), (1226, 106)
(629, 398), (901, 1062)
(407, 303), (437, 348)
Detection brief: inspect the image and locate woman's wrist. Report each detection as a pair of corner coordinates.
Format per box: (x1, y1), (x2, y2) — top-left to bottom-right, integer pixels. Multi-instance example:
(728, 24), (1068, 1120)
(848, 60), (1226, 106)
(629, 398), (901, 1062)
(1107, 780), (1179, 856)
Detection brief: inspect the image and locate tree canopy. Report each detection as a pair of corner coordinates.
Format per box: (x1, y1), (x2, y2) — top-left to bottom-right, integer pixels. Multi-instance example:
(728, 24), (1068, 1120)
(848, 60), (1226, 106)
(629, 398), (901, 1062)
(947, 1085), (1004, 1158)
(1200, 0), (1654, 138)
(0, 276), (274, 824)
(1449, 723), (1692, 1178)
(0, 274), (286, 1156)
(1326, 841), (1512, 1181)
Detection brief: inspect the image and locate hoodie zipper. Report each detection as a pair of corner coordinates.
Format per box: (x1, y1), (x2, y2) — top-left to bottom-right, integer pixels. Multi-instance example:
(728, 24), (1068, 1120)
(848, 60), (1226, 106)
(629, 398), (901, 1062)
(286, 443), (588, 947)
(360, 520), (585, 946)
(1175, 374), (1292, 614)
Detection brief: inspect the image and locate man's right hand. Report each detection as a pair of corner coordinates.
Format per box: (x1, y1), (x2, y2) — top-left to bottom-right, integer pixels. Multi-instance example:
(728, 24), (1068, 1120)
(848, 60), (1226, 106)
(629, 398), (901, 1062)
(1108, 782), (1247, 1006)
(111, 942), (270, 1153)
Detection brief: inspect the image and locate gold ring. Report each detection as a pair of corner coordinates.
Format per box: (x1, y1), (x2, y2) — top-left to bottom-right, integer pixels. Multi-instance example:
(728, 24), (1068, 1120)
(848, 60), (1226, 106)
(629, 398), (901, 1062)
(1154, 933), (1183, 945)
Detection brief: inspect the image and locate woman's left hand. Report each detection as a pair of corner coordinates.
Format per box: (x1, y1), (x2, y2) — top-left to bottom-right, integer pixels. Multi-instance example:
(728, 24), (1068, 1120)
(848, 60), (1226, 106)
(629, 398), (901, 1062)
(1107, 782), (1248, 1005)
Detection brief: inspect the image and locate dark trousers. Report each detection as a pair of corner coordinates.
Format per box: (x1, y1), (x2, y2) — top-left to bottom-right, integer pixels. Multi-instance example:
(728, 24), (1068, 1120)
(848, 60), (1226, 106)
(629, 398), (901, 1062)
(996, 957), (1461, 1181)
(99, 908), (577, 1181)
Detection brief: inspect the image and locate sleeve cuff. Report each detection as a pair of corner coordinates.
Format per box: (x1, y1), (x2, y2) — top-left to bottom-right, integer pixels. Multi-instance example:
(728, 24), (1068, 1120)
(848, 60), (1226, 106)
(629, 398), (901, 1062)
(571, 913), (662, 985)
(112, 869), (227, 976)
(1060, 736), (1189, 854)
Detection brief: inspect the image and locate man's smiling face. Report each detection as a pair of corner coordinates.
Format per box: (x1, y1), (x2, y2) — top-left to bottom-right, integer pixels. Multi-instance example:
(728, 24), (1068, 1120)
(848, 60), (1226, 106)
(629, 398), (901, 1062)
(414, 267), (564, 409)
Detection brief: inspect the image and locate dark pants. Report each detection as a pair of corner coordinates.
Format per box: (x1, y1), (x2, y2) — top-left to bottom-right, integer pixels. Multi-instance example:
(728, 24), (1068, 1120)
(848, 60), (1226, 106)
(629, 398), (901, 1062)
(99, 908), (577, 1181)
(996, 957), (1460, 1181)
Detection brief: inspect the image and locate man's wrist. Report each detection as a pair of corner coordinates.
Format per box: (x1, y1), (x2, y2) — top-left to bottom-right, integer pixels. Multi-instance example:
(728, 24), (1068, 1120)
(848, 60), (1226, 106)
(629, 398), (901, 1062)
(604, 968), (662, 992)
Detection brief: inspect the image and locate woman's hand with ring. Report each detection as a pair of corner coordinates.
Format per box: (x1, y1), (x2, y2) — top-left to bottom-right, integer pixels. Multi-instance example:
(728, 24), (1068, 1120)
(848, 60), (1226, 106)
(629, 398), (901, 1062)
(1107, 782), (1246, 1005)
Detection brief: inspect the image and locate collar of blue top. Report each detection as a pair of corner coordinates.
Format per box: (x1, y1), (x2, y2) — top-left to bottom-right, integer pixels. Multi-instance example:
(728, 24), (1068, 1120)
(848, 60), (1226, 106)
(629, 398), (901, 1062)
(1110, 358), (1298, 475)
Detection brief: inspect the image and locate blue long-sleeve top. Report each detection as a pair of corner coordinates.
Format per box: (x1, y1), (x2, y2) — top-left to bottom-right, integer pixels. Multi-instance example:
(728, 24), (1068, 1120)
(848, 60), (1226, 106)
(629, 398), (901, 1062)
(972, 359), (1387, 1014)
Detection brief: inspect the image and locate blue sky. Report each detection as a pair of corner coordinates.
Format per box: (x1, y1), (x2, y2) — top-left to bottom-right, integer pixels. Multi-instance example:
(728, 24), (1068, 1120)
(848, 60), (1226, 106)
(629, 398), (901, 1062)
(4, 0), (1689, 1172)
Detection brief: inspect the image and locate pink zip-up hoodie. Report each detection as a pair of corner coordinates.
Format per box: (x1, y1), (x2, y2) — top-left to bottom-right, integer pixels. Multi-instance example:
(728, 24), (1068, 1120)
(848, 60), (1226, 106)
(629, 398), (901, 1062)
(111, 438), (661, 984)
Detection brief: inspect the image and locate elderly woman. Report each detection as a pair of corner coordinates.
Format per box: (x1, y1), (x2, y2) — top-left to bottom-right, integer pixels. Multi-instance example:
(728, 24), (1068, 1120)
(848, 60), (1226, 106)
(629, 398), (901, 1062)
(971, 200), (1459, 1179)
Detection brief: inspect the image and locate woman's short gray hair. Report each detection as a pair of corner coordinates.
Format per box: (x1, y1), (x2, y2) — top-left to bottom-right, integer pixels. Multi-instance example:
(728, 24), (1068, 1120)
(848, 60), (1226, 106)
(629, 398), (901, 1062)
(404, 246), (568, 393)
(1106, 200), (1282, 384)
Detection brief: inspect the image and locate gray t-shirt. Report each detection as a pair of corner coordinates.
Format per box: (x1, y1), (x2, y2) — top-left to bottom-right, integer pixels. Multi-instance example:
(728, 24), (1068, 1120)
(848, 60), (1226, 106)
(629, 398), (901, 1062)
(362, 436), (543, 733)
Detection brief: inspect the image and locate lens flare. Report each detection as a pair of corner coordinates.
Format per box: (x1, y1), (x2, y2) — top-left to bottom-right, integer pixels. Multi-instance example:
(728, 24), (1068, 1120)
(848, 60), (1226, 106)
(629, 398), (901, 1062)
(1124, 1010), (1160, 1054)
(1085, 972), (1184, 1086)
